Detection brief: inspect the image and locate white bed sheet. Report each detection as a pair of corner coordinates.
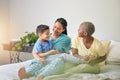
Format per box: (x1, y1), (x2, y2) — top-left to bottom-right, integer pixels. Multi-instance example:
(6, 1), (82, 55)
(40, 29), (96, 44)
(0, 59), (120, 80)
(0, 60), (31, 80)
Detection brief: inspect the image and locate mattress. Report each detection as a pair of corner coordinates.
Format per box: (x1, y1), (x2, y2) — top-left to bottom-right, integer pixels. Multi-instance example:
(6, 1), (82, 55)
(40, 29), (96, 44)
(0, 59), (120, 80)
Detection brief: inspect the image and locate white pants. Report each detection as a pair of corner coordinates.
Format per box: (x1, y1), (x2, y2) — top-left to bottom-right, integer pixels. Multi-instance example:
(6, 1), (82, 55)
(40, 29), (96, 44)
(59, 53), (84, 64)
(27, 53), (83, 77)
(46, 53), (84, 64)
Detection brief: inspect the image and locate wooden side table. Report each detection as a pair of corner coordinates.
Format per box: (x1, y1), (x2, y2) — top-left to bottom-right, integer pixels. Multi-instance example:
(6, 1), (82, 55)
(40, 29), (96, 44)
(2, 42), (23, 63)
(9, 51), (22, 63)
(2, 42), (33, 63)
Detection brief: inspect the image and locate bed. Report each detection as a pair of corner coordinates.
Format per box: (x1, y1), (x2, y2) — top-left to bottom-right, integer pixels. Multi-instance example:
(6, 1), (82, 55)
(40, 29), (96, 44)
(0, 40), (120, 80)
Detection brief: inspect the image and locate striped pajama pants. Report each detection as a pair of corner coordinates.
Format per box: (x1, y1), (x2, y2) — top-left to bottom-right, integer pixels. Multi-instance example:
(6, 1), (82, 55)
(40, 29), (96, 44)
(26, 53), (83, 77)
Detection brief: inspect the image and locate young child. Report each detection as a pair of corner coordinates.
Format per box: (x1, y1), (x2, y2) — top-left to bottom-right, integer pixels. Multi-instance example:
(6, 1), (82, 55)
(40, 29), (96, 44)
(18, 24), (59, 80)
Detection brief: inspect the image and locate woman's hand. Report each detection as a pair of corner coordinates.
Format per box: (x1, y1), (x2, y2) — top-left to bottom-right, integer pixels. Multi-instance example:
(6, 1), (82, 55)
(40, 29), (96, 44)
(88, 55), (106, 65)
(50, 49), (59, 55)
(88, 54), (96, 60)
(83, 54), (96, 64)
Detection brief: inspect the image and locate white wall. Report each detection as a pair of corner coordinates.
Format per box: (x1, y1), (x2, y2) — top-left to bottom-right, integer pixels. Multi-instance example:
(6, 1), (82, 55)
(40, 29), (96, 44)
(0, 0), (9, 45)
(9, 0), (120, 41)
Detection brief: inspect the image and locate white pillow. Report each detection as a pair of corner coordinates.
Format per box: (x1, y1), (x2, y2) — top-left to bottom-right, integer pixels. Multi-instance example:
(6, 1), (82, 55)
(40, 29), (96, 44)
(106, 40), (120, 64)
(99, 40), (111, 66)
(102, 40), (111, 54)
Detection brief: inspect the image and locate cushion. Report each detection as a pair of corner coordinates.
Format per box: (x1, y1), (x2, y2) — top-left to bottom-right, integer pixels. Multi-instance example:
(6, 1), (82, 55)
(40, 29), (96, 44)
(106, 40), (120, 64)
(97, 40), (111, 66)
(102, 40), (111, 54)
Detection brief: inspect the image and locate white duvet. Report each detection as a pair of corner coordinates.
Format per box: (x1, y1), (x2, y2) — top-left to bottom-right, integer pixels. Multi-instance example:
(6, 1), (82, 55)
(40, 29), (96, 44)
(0, 60), (120, 80)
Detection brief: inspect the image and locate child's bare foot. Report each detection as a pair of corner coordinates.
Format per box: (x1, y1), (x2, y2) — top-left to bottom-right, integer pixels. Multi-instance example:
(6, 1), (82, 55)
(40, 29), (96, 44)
(18, 67), (30, 80)
(37, 75), (44, 80)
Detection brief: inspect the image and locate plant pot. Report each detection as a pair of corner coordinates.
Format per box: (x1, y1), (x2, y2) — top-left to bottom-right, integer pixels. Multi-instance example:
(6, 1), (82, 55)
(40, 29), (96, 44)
(22, 45), (34, 53)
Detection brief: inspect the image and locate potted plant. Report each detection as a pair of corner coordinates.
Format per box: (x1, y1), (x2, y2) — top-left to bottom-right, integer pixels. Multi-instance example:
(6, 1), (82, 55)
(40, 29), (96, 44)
(12, 32), (38, 52)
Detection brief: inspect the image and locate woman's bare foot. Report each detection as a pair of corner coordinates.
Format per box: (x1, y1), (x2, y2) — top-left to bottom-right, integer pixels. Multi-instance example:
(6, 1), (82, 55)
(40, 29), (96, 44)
(18, 67), (30, 80)
(37, 75), (44, 80)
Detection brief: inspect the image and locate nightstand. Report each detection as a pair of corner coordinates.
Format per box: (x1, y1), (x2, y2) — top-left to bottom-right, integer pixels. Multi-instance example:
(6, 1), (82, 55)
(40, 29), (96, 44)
(2, 41), (33, 63)
(2, 43), (22, 63)
(9, 51), (22, 63)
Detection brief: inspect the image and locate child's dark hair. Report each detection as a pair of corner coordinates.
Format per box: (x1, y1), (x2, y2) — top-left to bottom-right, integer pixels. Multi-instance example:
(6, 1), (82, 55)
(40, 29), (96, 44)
(55, 18), (68, 35)
(36, 24), (49, 35)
